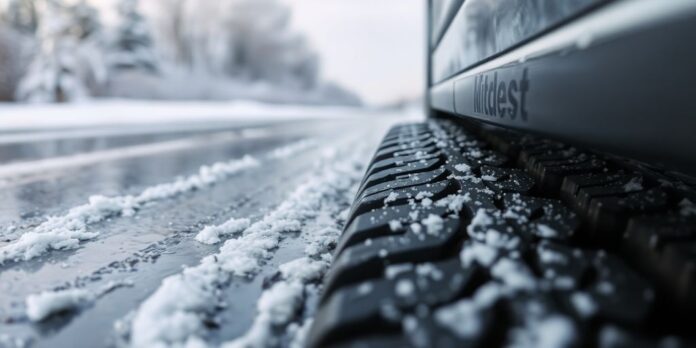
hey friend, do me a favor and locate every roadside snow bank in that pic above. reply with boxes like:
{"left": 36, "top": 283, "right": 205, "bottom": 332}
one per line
{"left": 128, "top": 142, "right": 369, "bottom": 348}
{"left": 0, "top": 156, "right": 258, "bottom": 264}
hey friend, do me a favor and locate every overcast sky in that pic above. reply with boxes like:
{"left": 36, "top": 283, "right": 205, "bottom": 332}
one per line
{"left": 280, "top": 0, "right": 426, "bottom": 105}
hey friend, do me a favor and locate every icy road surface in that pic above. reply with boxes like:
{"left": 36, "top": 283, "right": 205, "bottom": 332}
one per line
{"left": 0, "top": 109, "right": 412, "bottom": 347}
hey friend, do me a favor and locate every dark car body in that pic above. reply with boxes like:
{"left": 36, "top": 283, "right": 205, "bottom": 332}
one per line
{"left": 427, "top": 0, "right": 696, "bottom": 176}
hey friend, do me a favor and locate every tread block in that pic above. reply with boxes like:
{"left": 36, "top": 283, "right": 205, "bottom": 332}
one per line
{"left": 587, "top": 187, "right": 670, "bottom": 243}
{"left": 351, "top": 180, "right": 458, "bottom": 218}
{"left": 324, "top": 218, "right": 463, "bottom": 301}
{"left": 374, "top": 141, "right": 437, "bottom": 160}
{"left": 503, "top": 194, "right": 580, "bottom": 242}
{"left": 366, "top": 151, "right": 442, "bottom": 178}
{"left": 480, "top": 166, "right": 535, "bottom": 194}
{"left": 560, "top": 172, "right": 635, "bottom": 212}
{"left": 358, "top": 157, "right": 444, "bottom": 193}
{"left": 339, "top": 205, "right": 451, "bottom": 253}
{"left": 309, "top": 260, "right": 479, "bottom": 347}
{"left": 373, "top": 145, "right": 440, "bottom": 163}
{"left": 380, "top": 133, "right": 433, "bottom": 149}
{"left": 358, "top": 168, "right": 450, "bottom": 199}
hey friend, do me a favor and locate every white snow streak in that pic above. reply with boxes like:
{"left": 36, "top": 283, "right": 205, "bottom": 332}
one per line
{"left": 0, "top": 156, "right": 259, "bottom": 263}
{"left": 195, "top": 218, "right": 251, "bottom": 245}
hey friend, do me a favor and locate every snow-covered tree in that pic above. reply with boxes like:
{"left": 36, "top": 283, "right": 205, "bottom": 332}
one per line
{"left": 142, "top": 0, "right": 320, "bottom": 89}
{"left": 0, "top": 0, "right": 38, "bottom": 34}
{"left": 15, "top": 0, "right": 107, "bottom": 103}
{"left": 223, "top": 0, "right": 319, "bottom": 88}
{"left": 108, "top": 0, "right": 157, "bottom": 73}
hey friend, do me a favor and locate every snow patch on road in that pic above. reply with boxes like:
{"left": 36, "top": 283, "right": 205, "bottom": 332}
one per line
{"left": 26, "top": 289, "right": 95, "bottom": 322}
{"left": 0, "top": 156, "right": 259, "bottom": 264}
{"left": 128, "top": 143, "right": 368, "bottom": 348}
{"left": 25, "top": 279, "right": 133, "bottom": 322}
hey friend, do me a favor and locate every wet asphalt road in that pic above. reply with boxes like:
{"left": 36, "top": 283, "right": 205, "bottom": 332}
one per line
{"left": 0, "top": 113, "right": 405, "bottom": 347}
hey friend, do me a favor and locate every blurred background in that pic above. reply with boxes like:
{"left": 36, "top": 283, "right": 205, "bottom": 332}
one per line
{"left": 0, "top": 0, "right": 425, "bottom": 108}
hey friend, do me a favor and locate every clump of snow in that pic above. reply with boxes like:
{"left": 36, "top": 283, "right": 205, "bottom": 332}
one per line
{"left": 537, "top": 245, "right": 568, "bottom": 264}
{"left": 128, "top": 142, "right": 370, "bottom": 347}
{"left": 26, "top": 288, "right": 95, "bottom": 322}
{"left": 410, "top": 222, "right": 423, "bottom": 234}
{"left": 358, "top": 282, "right": 374, "bottom": 295}
{"left": 467, "top": 209, "right": 494, "bottom": 238}
{"left": 507, "top": 295, "right": 578, "bottom": 348}
{"left": 24, "top": 278, "right": 134, "bottom": 322}
{"left": 415, "top": 191, "right": 433, "bottom": 200}
{"left": 435, "top": 194, "right": 470, "bottom": 212}
{"left": 536, "top": 224, "right": 559, "bottom": 239}
{"left": 303, "top": 227, "right": 341, "bottom": 256}
{"left": 460, "top": 242, "right": 498, "bottom": 267}
{"left": 467, "top": 149, "right": 483, "bottom": 158}
{"left": 195, "top": 218, "right": 251, "bottom": 245}
{"left": 570, "top": 292, "right": 597, "bottom": 318}
{"left": 0, "top": 333, "right": 28, "bottom": 348}
{"left": 481, "top": 175, "right": 497, "bottom": 182}
{"left": 435, "top": 299, "right": 481, "bottom": 338}
{"left": 0, "top": 155, "right": 259, "bottom": 264}
{"left": 679, "top": 199, "right": 696, "bottom": 217}
{"left": 434, "top": 283, "right": 503, "bottom": 338}
{"left": 623, "top": 177, "right": 643, "bottom": 192}
{"left": 287, "top": 319, "right": 314, "bottom": 348}
{"left": 386, "top": 263, "right": 414, "bottom": 279}
{"left": 454, "top": 163, "right": 471, "bottom": 173}
{"left": 395, "top": 279, "right": 415, "bottom": 298}
{"left": 416, "top": 263, "right": 443, "bottom": 281}
{"left": 466, "top": 209, "right": 520, "bottom": 250}
{"left": 279, "top": 258, "right": 328, "bottom": 283}
{"left": 491, "top": 258, "right": 536, "bottom": 291}
{"left": 421, "top": 214, "right": 444, "bottom": 235}
{"left": 596, "top": 281, "right": 615, "bottom": 295}
{"left": 384, "top": 192, "right": 399, "bottom": 204}
{"left": 532, "top": 316, "right": 577, "bottom": 348}
{"left": 599, "top": 326, "right": 629, "bottom": 348}
{"left": 388, "top": 220, "right": 403, "bottom": 232}
{"left": 226, "top": 281, "right": 305, "bottom": 348}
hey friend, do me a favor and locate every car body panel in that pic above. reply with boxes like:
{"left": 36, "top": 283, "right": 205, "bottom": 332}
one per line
{"left": 428, "top": 0, "right": 696, "bottom": 176}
